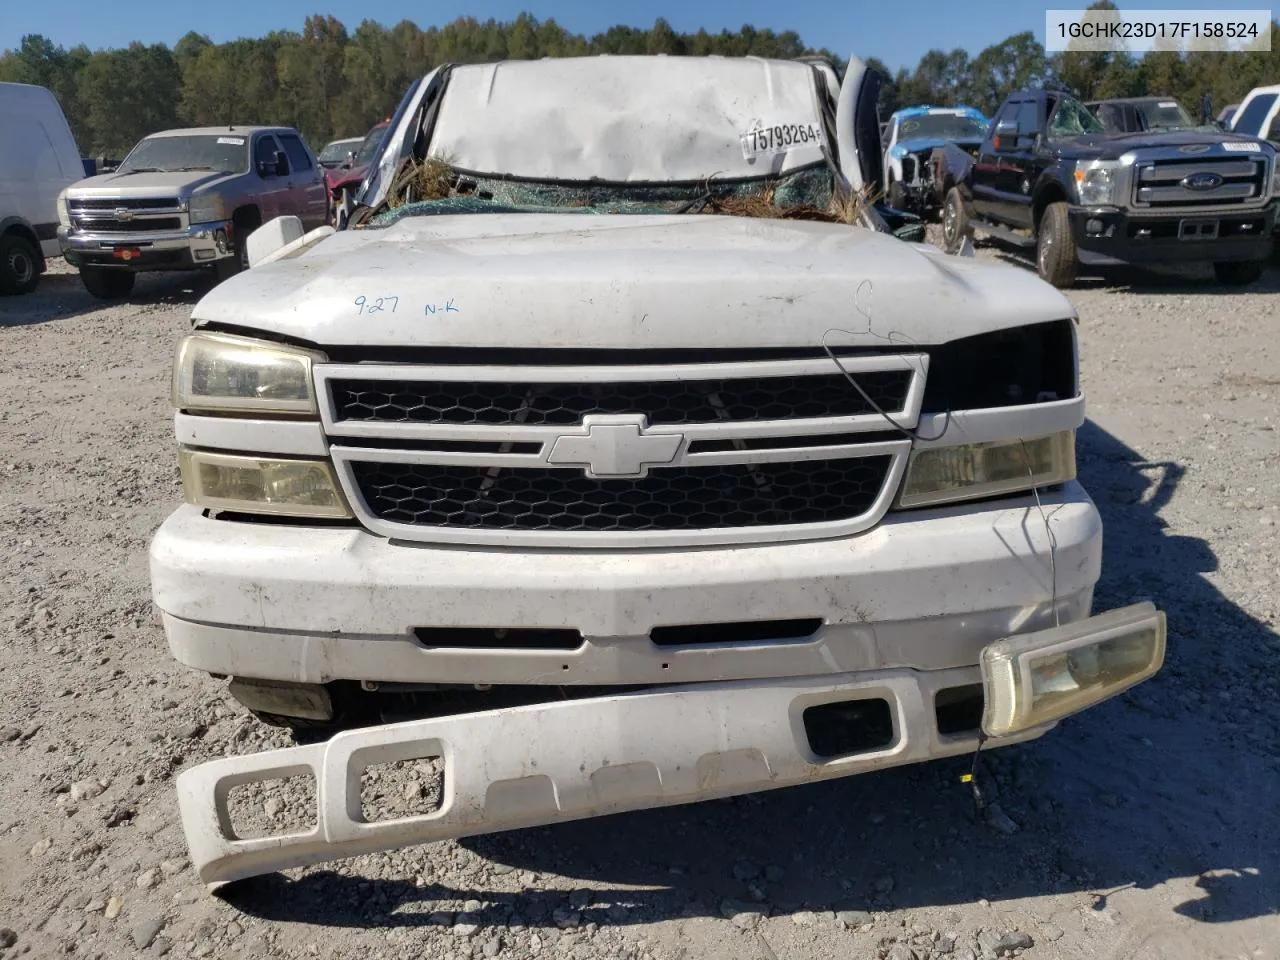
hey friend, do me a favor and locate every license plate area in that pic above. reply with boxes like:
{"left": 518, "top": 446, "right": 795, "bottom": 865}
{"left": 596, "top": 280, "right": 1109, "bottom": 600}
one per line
{"left": 1179, "top": 218, "right": 1219, "bottom": 240}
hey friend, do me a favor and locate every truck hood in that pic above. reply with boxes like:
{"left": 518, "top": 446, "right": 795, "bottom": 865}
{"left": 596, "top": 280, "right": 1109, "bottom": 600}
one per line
{"left": 1052, "top": 129, "right": 1272, "bottom": 161}
{"left": 896, "top": 135, "right": 984, "bottom": 156}
{"left": 192, "top": 213, "right": 1076, "bottom": 349}
{"left": 66, "top": 169, "right": 238, "bottom": 199}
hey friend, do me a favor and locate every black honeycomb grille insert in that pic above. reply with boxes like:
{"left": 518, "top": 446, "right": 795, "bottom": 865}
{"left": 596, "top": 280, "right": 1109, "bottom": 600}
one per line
{"left": 352, "top": 456, "right": 893, "bottom": 532}
{"left": 330, "top": 371, "right": 912, "bottom": 426}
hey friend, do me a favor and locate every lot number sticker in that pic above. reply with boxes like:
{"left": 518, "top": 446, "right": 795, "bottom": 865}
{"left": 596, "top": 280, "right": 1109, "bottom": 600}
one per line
{"left": 217, "top": 137, "right": 246, "bottom": 145}
{"left": 1222, "top": 141, "right": 1261, "bottom": 152}
{"left": 740, "top": 120, "right": 826, "bottom": 159}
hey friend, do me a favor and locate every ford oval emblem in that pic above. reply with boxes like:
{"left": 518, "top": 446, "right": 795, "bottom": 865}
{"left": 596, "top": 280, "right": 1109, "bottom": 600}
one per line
{"left": 1178, "top": 143, "right": 1211, "bottom": 154}
{"left": 1181, "top": 171, "right": 1224, "bottom": 191}
{"left": 114, "top": 207, "right": 134, "bottom": 221}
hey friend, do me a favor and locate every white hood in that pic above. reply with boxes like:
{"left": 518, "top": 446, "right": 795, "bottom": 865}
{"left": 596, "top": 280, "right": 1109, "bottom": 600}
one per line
{"left": 192, "top": 214, "right": 1076, "bottom": 349}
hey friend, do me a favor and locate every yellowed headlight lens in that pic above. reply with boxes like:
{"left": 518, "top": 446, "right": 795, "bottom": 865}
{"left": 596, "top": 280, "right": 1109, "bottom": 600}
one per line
{"left": 179, "top": 450, "right": 352, "bottom": 518}
{"left": 172, "top": 332, "right": 325, "bottom": 415}
{"left": 898, "top": 431, "right": 1076, "bottom": 509}
{"left": 980, "top": 603, "right": 1166, "bottom": 737}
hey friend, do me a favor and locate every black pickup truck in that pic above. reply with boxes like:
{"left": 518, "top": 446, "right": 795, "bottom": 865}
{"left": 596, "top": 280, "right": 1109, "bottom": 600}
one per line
{"left": 936, "top": 89, "right": 1278, "bottom": 287}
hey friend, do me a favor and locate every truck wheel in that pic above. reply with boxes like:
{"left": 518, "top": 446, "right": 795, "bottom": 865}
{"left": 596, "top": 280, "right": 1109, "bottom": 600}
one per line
{"left": 0, "top": 234, "right": 40, "bottom": 295}
{"left": 1213, "top": 261, "right": 1263, "bottom": 286}
{"left": 941, "top": 187, "right": 971, "bottom": 254}
{"left": 80, "top": 267, "right": 135, "bottom": 301}
{"left": 1035, "top": 202, "right": 1079, "bottom": 289}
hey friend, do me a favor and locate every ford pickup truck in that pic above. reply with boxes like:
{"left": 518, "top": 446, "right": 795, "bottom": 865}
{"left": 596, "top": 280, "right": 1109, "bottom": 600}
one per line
{"left": 149, "top": 54, "right": 1166, "bottom": 885}
{"left": 937, "top": 89, "right": 1278, "bottom": 287}
{"left": 58, "top": 126, "right": 328, "bottom": 299}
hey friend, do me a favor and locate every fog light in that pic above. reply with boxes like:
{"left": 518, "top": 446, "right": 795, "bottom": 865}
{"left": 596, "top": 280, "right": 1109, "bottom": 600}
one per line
{"left": 980, "top": 602, "right": 1166, "bottom": 738}
{"left": 179, "top": 449, "right": 352, "bottom": 518}
{"left": 1086, "top": 218, "right": 1103, "bottom": 235}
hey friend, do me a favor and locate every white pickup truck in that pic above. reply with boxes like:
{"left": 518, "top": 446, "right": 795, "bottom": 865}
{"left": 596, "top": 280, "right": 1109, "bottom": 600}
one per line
{"left": 149, "top": 54, "right": 1166, "bottom": 885}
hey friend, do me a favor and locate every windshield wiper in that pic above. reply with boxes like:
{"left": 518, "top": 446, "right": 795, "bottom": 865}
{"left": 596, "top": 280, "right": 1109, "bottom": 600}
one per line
{"left": 118, "top": 167, "right": 163, "bottom": 174}
{"left": 173, "top": 166, "right": 217, "bottom": 172}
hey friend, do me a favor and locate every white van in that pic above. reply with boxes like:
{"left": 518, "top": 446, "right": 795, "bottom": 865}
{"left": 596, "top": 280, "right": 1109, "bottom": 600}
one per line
{"left": 0, "top": 82, "right": 83, "bottom": 295}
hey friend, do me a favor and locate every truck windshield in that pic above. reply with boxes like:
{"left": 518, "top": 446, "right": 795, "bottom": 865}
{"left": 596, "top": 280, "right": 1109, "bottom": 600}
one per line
{"left": 118, "top": 135, "right": 249, "bottom": 174}
{"left": 1138, "top": 101, "right": 1196, "bottom": 130}
{"left": 1047, "top": 98, "right": 1105, "bottom": 139}
{"left": 319, "top": 140, "right": 359, "bottom": 164}
{"left": 356, "top": 126, "right": 388, "bottom": 163}
{"left": 898, "top": 114, "right": 987, "bottom": 140}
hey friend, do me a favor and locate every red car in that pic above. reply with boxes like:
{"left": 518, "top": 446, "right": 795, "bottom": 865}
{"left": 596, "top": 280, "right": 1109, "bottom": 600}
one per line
{"left": 324, "top": 120, "right": 389, "bottom": 218}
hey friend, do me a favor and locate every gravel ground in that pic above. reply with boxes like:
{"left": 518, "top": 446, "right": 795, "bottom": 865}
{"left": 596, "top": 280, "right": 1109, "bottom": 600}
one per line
{"left": 1, "top": 250, "right": 1278, "bottom": 960}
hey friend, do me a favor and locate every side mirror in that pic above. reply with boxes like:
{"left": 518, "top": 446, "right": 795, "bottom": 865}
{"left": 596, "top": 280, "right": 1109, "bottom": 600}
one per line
{"left": 992, "top": 119, "right": 1019, "bottom": 150}
{"left": 345, "top": 151, "right": 356, "bottom": 168}
{"left": 274, "top": 151, "right": 289, "bottom": 177}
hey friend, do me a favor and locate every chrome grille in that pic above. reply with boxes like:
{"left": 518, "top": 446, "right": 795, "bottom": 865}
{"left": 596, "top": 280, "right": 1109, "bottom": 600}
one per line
{"left": 317, "top": 354, "right": 925, "bottom": 548}
{"left": 330, "top": 370, "right": 912, "bottom": 426}
{"left": 67, "top": 196, "right": 186, "bottom": 234}
{"left": 352, "top": 456, "right": 893, "bottom": 532}
{"left": 1132, "top": 158, "right": 1268, "bottom": 208}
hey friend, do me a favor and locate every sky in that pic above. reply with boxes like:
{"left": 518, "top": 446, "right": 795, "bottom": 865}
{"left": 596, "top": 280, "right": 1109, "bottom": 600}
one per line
{"left": 0, "top": 0, "right": 1253, "bottom": 71}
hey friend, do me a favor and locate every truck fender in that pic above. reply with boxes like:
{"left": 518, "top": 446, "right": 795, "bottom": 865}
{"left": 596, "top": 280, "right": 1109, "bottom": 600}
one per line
{"left": 1031, "top": 179, "right": 1071, "bottom": 228}
{"left": 936, "top": 143, "right": 976, "bottom": 203}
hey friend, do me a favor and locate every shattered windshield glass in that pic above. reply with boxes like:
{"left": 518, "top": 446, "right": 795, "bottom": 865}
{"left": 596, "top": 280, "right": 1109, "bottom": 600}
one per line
{"left": 898, "top": 114, "right": 987, "bottom": 140}
{"left": 367, "top": 162, "right": 849, "bottom": 229}
{"left": 118, "top": 135, "right": 249, "bottom": 174}
{"left": 1048, "top": 98, "right": 1106, "bottom": 139}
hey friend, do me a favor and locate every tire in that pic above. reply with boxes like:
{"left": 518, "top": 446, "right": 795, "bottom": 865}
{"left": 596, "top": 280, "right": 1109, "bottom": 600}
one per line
{"left": 941, "top": 187, "right": 971, "bottom": 254}
{"left": 1035, "top": 201, "right": 1079, "bottom": 289}
{"left": 1213, "top": 260, "right": 1263, "bottom": 286}
{"left": 80, "top": 267, "right": 135, "bottom": 300}
{"left": 0, "top": 233, "right": 40, "bottom": 295}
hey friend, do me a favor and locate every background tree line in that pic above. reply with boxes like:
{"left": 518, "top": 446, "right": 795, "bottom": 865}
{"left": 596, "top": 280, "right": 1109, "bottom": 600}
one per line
{"left": 2, "top": 6, "right": 1279, "bottom": 157}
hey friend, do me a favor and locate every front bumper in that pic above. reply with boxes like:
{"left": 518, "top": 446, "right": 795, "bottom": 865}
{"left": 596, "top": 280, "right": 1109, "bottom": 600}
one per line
{"left": 150, "top": 483, "right": 1103, "bottom": 688}
{"left": 178, "top": 599, "right": 1164, "bottom": 886}
{"left": 58, "top": 221, "right": 235, "bottom": 271}
{"left": 1069, "top": 202, "right": 1276, "bottom": 265}
{"left": 178, "top": 665, "right": 1052, "bottom": 885}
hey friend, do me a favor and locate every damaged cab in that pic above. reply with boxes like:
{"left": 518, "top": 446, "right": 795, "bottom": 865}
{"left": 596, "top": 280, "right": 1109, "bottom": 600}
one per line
{"left": 149, "top": 55, "right": 1166, "bottom": 884}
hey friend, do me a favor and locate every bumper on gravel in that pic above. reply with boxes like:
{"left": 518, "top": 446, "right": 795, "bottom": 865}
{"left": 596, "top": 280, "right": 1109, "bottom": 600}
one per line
{"left": 178, "top": 666, "right": 1044, "bottom": 885}
{"left": 179, "top": 599, "right": 1164, "bottom": 886}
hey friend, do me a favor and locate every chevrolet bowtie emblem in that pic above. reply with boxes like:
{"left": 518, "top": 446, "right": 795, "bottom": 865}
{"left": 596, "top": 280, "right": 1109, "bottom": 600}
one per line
{"left": 547, "top": 415, "right": 682, "bottom": 478}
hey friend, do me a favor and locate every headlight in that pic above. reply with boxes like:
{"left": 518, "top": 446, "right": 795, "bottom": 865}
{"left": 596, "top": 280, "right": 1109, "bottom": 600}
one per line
{"left": 1270, "top": 159, "right": 1280, "bottom": 199}
{"left": 172, "top": 332, "right": 325, "bottom": 416}
{"left": 188, "top": 192, "right": 228, "bottom": 224}
{"left": 980, "top": 602, "right": 1166, "bottom": 737}
{"left": 1073, "top": 159, "right": 1123, "bottom": 206}
{"left": 57, "top": 191, "right": 70, "bottom": 227}
{"left": 180, "top": 450, "right": 352, "bottom": 518}
{"left": 897, "top": 431, "right": 1076, "bottom": 509}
